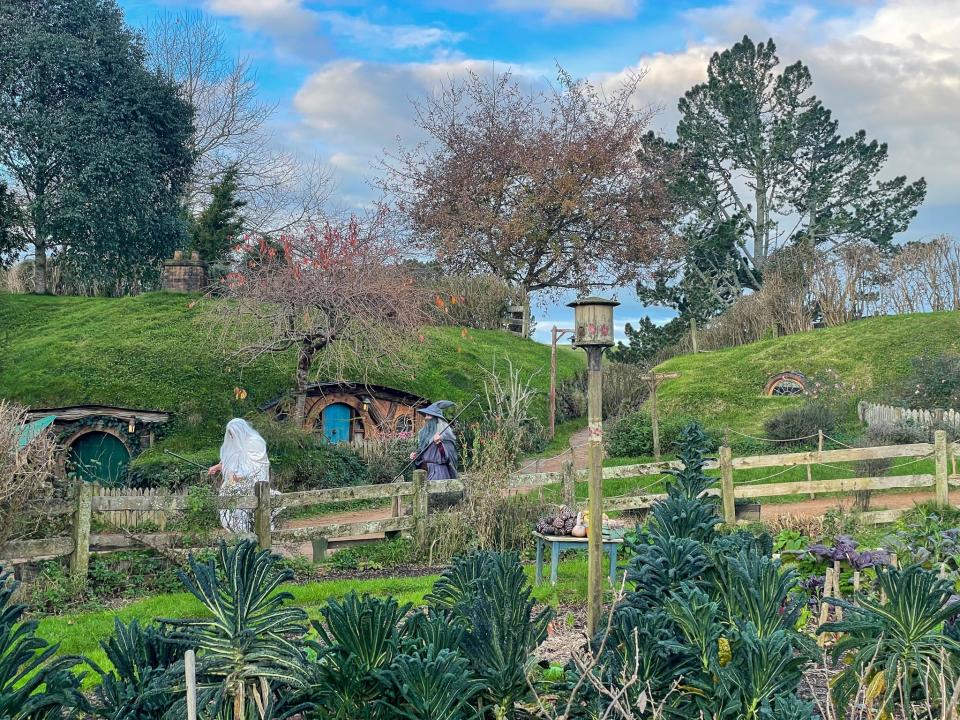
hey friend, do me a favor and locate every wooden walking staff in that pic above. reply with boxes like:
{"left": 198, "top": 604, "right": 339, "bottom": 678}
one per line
{"left": 639, "top": 371, "right": 681, "bottom": 460}
{"left": 568, "top": 296, "right": 619, "bottom": 636}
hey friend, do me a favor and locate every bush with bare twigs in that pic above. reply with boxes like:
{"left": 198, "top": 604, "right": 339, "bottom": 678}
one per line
{"left": 427, "top": 430, "right": 549, "bottom": 565}
{"left": 0, "top": 401, "right": 60, "bottom": 545}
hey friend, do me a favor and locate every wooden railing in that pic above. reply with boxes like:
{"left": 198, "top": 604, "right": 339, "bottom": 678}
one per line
{"left": 2, "top": 431, "right": 955, "bottom": 574}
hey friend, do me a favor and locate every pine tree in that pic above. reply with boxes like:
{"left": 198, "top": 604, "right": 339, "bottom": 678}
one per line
{"left": 189, "top": 165, "right": 246, "bottom": 263}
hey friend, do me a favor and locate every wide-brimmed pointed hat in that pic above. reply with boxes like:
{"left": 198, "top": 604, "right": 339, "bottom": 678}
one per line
{"left": 417, "top": 400, "right": 454, "bottom": 419}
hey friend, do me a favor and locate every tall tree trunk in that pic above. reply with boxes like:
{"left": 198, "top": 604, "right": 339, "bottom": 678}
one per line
{"left": 33, "top": 239, "right": 48, "bottom": 294}
{"left": 293, "top": 344, "right": 313, "bottom": 427}
{"left": 755, "top": 181, "right": 768, "bottom": 268}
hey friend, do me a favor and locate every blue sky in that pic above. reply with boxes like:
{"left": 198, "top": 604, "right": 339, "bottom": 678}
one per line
{"left": 119, "top": 0, "right": 960, "bottom": 343}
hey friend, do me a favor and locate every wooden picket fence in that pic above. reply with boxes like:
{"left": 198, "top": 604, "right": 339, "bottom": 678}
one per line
{"left": 859, "top": 400, "right": 960, "bottom": 433}
{"left": 2, "top": 431, "right": 958, "bottom": 577}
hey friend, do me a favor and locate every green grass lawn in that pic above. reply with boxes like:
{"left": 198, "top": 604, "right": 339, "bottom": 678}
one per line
{"left": 653, "top": 310, "right": 960, "bottom": 433}
{"left": 0, "top": 292, "right": 583, "bottom": 451}
{"left": 36, "top": 558, "right": 595, "bottom": 684}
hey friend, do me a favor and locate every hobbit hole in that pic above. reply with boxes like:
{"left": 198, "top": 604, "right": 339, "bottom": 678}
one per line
{"left": 25, "top": 405, "right": 170, "bottom": 485}
{"left": 261, "top": 382, "right": 430, "bottom": 442}
{"left": 764, "top": 371, "right": 808, "bottom": 397}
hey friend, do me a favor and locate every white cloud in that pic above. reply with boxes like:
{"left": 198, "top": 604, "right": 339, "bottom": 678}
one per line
{"left": 317, "top": 12, "right": 466, "bottom": 50}
{"left": 207, "top": 0, "right": 325, "bottom": 58}
{"left": 491, "top": 0, "right": 641, "bottom": 21}
{"left": 293, "top": 58, "right": 549, "bottom": 197}
{"left": 207, "top": 1, "right": 465, "bottom": 59}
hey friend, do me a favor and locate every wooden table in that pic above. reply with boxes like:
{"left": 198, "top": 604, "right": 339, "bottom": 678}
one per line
{"left": 533, "top": 532, "right": 624, "bottom": 586}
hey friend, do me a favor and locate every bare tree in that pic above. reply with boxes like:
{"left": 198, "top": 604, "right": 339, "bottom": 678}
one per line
{"left": 0, "top": 401, "right": 59, "bottom": 546}
{"left": 211, "top": 207, "right": 426, "bottom": 424}
{"left": 379, "top": 67, "right": 676, "bottom": 299}
{"left": 147, "top": 11, "right": 331, "bottom": 235}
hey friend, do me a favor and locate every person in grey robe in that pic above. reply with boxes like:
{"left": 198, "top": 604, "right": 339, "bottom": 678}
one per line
{"left": 409, "top": 401, "right": 459, "bottom": 480}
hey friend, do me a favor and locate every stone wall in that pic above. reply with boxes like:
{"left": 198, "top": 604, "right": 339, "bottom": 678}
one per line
{"left": 162, "top": 250, "right": 208, "bottom": 293}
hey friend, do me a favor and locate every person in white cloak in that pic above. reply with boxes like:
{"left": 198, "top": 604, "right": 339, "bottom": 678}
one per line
{"left": 207, "top": 418, "right": 279, "bottom": 533}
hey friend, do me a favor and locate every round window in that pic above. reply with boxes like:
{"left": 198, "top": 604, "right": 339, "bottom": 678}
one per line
{"left": 764, "top": 372, "right": 808, "bottom": 397}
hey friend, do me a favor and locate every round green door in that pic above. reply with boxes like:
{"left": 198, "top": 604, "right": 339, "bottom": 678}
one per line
{"left": 67, "top": 432, "right": 130, "bottom": 485}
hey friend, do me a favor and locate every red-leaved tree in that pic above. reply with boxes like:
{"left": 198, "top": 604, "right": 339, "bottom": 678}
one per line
{"left": 214, "top": 207, "right": 425, "bottom": 423}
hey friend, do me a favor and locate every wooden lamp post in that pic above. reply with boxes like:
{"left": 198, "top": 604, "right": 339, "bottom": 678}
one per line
{"left": 568, "top": 295, "right": 618, "bottom": 635}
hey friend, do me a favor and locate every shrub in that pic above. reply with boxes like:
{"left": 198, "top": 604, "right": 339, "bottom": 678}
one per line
{"left": 352, "top": 436, "right": 416, "bottom": 485}
{"left": 127, "top": 449, "right": 215, "bottom": 491}
{"left": 555, "top": 363, "right": 648, "bottom": 421}
{"left": 893, "top": 353, "right": 960, "bottom": 410}
{"left": 329, "top": 538, "right": 416, "bottom": 571}
{"left": 604, "top": 411, "right": 653, "bottom": 457}
{"left": 0, "top": 400, "right": 59, "bottom": 545}
{"left": 570, "top": 422, "right": 814, "bottom": 720}
{"left": 164, "top": 541, "right": 310, "bottom": 718}
{"left": 428, "top": 431, "right": 551, "bottom": 563}
{"left": 762, "top": 402, "right": 835, "bottom": 447}
{"left": 300, "top": 550, "right": 549, "bottom": 719}
{"left": 428, "top": 272, "right": 515, "bottom": 330}
{"left": 429, "top": 550, "right": 552, "bottom": 716}
{"left": 257, "top": 419, "right": 369, "bottom": 491}
{"left": 90, "top": 619, "right": 182, "bottom": 720}
{"left": 605, "top": 411, "right": 714, "bottom": 458}
{"left": 555, "top": 373, "right": 586, "bottom": 421}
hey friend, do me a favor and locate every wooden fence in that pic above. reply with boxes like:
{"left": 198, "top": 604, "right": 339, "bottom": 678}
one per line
{"left": 91, "top": 484, "right": 187, "bottom": 530}
{"left": 2, "top": 431, "right": 957, "bottom": 575}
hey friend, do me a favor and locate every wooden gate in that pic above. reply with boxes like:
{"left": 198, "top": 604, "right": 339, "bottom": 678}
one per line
{"left": 91, "top": 484, "right": 186, "bottom": 530}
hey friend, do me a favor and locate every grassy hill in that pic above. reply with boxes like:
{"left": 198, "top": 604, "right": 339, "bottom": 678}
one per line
{"left": 654, "top": 311, "right": 960, "bottom": 434}
{"left": 0, "top": 293, "right": 583, "bottom": 450}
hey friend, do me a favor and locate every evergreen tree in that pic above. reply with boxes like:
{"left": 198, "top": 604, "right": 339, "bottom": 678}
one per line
{"left": 0, "top": 0, "right": 194, "bottom": 293}
{"left": 189, "top": 165, "right": 246, "bottom": 263}
{"left": 641, "top": 36, "right": 926, "bottom": 315}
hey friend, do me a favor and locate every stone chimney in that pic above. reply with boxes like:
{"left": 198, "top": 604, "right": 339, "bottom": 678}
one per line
{"left": 162, "top": 250, "right": 209, "bottom": 293}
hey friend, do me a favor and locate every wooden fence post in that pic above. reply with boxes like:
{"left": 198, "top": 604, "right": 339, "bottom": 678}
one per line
{"left": 719, "top": 445, "right": 736, "bottom": 525}
{"left": 254, "top": 481, "right": 272, "bottom": 550}
{"left": 561, "top": 461, "right": 576, "bottom": 508}
{"left": 70, "top": 480, "right": 92, "bottom": 578}
{"left": 411, "top": 470, "right": 428, "bottom": 548}
{"left": 935, "top": 429, "right": 949, "bottom": 509}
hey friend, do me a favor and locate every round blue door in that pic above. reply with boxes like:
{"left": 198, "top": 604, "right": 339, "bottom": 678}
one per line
{"left": 322, "top": 403, "right": 352, "bottom": 444}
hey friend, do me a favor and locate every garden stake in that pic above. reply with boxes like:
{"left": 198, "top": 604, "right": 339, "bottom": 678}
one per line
{"left": 817, "top": 567, "right": 833, "bottom": 647}
{"left": 832, "top": 563, "right": 843, "bottom": 620}
{"left": 185, "top": 649, "right": 197, "bottom": 720}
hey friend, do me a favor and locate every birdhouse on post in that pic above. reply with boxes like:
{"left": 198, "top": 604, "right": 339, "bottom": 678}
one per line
{"left": 567, "top": 295, "right": 619, "bottom": 636}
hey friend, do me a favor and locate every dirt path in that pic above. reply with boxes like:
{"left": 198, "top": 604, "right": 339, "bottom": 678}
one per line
{"left": 760, "top": 489, "right": 935, "bottom": 521}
